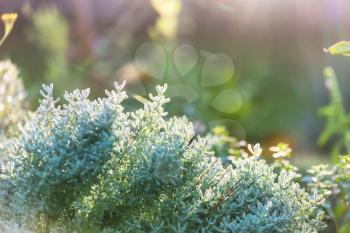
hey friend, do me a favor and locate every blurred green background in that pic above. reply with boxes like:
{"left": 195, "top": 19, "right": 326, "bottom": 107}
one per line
{"left": 1, "top": 0, "right": 350, "bottom": 161}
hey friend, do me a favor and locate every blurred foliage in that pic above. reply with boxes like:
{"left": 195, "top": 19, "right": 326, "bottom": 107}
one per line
{"left": 149, "top": 0, "right": 181, "bottom": 41}
{"left": 0, "top": 11, "right": 27, "bottom": 162}
{"left": 306, "top": 155, "right": 350, "bottom": 233}
{"left": 0, "top": 2, "right": 314, "bottom": 144}
{"left": 145, "top": 0, "right": 298, "bottom": 140}
{"left": 309, "top": 43, "right": 350, "bottom": 233}
{"left": 205, "top": 126, "right": 247, "bottom": 158}
{"left": 27, "top": 6, "right": 84, "bottom": 97}
{"left": 0, "top": 60, "right": 30, "bottom": 161}
{"left": 318, "top": 67, "right": 350, "bottom": 161}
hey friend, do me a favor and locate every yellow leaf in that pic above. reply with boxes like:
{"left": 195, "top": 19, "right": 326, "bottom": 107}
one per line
{"left": 0, "top": 13, "right": 18, "bottom": 46}
{"left": 324, "top": 41, "right": 350, "bottom": 56}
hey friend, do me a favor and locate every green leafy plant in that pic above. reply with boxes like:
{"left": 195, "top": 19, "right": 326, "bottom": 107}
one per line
{"left": 304, "top": 41, "right": 350, "bottom": 232}
{"left": 319, "top": 41, "right": 350, "bottom": 159}
{"left": 318, "top": 67, "right": 350, "bottom": 160}
{"left": 306, "top": 155, "right": 350, "bottom": 233}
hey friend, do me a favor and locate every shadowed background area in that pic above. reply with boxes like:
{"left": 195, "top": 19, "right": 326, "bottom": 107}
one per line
{"left": 1, "top": 0, "right": 350, "bottom": 159}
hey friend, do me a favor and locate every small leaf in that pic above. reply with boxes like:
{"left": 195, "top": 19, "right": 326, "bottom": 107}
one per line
{"left": 324, "top": 41, "right": 350, "bottom": 56}
{"left": 0, "top": 13, "right": 18, "bottom": 45}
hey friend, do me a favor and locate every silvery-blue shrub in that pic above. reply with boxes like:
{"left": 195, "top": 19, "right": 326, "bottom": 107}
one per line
{"left": 7, "top": 82, "right": 128, "bottom": 223}
{"left": 1, "top": 82, "right": 326, "bottom": 232}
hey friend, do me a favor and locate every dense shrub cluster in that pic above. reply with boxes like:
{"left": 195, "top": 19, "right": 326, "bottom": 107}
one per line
{"left": 0, "top": 81, "right": 327, "bottom": 232}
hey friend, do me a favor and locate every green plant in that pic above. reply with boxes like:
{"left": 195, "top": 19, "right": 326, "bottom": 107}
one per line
{"left": 318, "top": 67, "right": 350, "bottom": 160}
{"left": 306, "top": 155, "right": 350, "bottom": 233}
{"left": 303, "top": 41, "right": 350, "bottom": 232}
{"left": 0, "top": 82, "right": 326, "bottom": 232}
{"left": 205, "top": 126, "right": 246, "bottom": 158}
{"left": 304, "top": 66, "right": 350, "bottom": 232}
{"left": 319, "top": 41, "right": 350, "bottom": 160}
